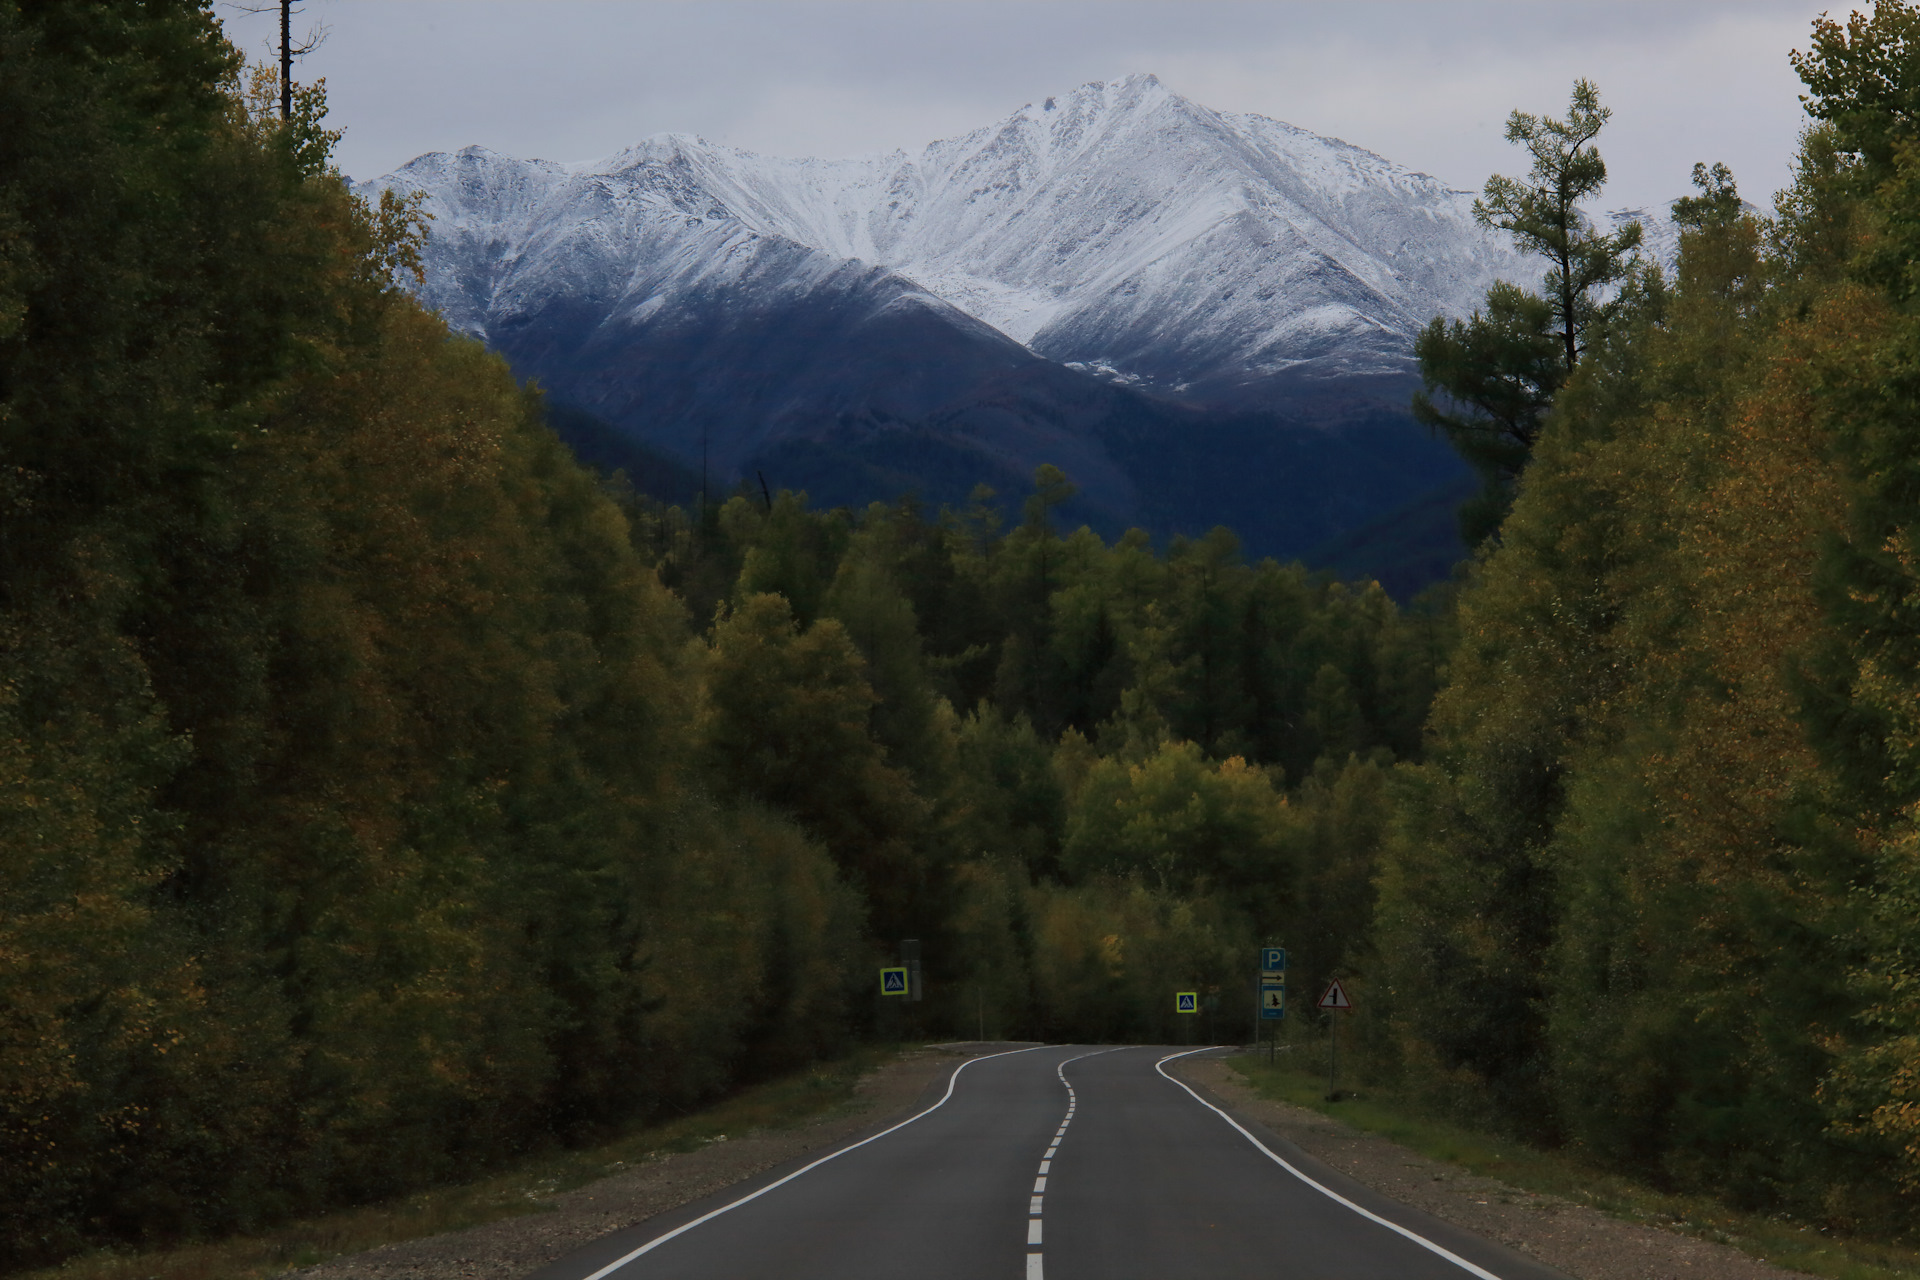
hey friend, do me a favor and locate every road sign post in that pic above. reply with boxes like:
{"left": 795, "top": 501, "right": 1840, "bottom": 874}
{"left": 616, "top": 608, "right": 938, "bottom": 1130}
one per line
{"left": 1258, "top": 946, "right": 1287, "bottom": 1065}
{"left": 901, "top": 938, "right": 922, "bottom": 1003}
{"left": 1317, "top": 978, "right": 1352, "bottom": 1099}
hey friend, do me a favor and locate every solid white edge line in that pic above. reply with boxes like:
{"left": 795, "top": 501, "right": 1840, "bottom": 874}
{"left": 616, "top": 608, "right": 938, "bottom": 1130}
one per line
{"left": 575, "top": 1044, "right": 1053, "bottom": 1280}
{"left": 1154, "top": 1048, "right": 1508, "bottom": 1280}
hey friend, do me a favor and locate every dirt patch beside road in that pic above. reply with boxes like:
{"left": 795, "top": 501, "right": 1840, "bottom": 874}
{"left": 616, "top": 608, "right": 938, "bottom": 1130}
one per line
{"left": 1174, "top": 1055, "right": 1810, "bottom": 1280}
{"left": 293, "top": 1043, "right": 1019, "bottom": 1280}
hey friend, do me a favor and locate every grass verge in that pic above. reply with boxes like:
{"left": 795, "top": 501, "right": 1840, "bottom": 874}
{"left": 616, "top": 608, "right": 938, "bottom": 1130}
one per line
{"left": 21, "top": 1044, "right": 905, "bottom": 1280}
{"left": 1227, "top": 1052, "right": 1920, "bottom": 1280}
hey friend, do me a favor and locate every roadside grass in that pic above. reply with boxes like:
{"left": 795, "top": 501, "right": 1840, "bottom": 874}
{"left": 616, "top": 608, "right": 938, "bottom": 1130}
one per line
{"left": 1228, "top": 1051, "right": 1920, "bottom": 1280}
{"left": 21, "top": 1044, "right": 905, "bottom": 1280}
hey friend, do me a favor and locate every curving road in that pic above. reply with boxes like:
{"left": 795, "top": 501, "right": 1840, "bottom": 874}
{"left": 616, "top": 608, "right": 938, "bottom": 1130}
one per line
{"left": 524, "top": 1045, "right": 1566, "bottom": 1280}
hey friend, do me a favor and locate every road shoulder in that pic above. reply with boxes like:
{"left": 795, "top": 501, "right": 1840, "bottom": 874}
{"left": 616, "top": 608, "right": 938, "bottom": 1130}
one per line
{"left": 294, "top": 1043, "right": 1028, "bottom": 1280}
{"left": 1172, "top": 1056, "right": 1809, "bottom": 1280}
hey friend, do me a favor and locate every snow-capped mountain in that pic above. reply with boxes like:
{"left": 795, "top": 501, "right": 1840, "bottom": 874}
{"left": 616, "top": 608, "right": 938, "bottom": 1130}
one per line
{"left": 356, "top": 74, "right": 1659, "bottom": 586}
{"left": 368, "top": 73, "right": 1532, "bottom": 406}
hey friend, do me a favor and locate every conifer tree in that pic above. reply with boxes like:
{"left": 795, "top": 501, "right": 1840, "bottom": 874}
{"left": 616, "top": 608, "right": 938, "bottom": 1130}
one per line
{"left": 1414, "top": 80, "right": 1647, "bottom": 544}
{"left": 1477, "top": 79, "right": 1645, "bottom": 373}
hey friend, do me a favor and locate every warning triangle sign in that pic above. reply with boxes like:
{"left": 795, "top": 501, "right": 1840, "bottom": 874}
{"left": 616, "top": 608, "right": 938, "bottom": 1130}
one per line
{"left": 1317, "top": 978, "right": 1352, "bottom": 1010}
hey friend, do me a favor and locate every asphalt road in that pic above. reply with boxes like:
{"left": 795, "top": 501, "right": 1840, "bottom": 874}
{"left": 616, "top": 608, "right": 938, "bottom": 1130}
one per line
{"left": 527, "top": 1045, "right": 1567, "bottom": 1280}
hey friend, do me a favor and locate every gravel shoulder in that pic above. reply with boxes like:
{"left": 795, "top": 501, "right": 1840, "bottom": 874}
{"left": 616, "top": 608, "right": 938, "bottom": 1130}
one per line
{"left": 293, "top": 1043, "right": 1023, "bottom": 1280}
{"left": 1173, "top": 1055, "right": 1811, "bottom": 1280}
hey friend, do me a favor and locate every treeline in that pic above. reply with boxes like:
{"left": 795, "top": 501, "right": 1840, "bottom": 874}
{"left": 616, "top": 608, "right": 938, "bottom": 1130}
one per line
{"left": 0, "top": 3, "right": 1432, "bottom": 1267}
{"left": 616, "top": 473, "right": 1437, "bottom": 1037}
{"left": 1363, "top": 4, "right": 1920, "bottom": 1233}
{"left": 2, "top": 3, "right": 867, "bottom": 1261}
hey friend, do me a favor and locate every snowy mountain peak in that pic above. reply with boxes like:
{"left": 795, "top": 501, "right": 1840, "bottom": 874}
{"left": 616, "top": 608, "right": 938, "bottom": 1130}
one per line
{"left": 364, "top": 75, "right": 1577, "bottom": 403}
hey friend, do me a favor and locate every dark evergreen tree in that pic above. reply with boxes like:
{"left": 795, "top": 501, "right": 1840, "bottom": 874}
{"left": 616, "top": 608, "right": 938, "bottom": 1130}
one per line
{"left": 1414, "top": 80, "right": 1647, "bottom": 544}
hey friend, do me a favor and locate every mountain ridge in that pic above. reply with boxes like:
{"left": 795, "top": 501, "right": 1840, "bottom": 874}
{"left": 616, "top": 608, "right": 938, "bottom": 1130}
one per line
{"left": 367, "top": 74, "right": 1537, "bottom": 407}
{"left": 356, "top": 74, "right": 1664, "bottom": 589}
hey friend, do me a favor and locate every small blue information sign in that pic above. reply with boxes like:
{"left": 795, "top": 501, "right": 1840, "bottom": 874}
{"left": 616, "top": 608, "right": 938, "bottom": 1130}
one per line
{"left": 1260, "top": 983, "right": 1286, "bottom": 1020}
{"left": 879, "top": 967, "right": 909, "bottom": 996}
{"left": 1260, "top": 946, "right": 1287, "bottom": 974}
{"left": 1175, "top": 991, "right": 1199, "bottom": 1014}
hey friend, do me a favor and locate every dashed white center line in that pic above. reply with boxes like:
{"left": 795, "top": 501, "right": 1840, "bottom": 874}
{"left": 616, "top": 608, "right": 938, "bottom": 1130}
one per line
{"left": 1024, "top": 1048, "right": 1121, "bottom": 1279}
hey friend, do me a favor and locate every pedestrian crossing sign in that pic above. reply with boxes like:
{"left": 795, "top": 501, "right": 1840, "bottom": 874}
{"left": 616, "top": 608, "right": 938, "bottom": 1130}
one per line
{"left": 880, "top": 967, "right": 909, "bottom": 996}
{"left": 1175, "top": 991, "right": 1199, "bottom": 1014}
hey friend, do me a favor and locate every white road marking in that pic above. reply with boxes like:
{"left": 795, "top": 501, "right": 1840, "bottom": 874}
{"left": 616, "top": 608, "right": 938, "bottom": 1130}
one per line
{"left": 1020, "top": 1045, "right": 1124, "bottom": 1279}
{"left": 1155, "top": 1048, "right": 1510, "bottom": 1280}
{"left": 572, "top": 1045, "right": 1051, "bottom": 1280}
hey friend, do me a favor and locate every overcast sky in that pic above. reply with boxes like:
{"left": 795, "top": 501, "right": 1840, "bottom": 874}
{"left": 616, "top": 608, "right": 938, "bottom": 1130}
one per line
{"left": 215, "top": 1, "right": 1837, "bottom": 217}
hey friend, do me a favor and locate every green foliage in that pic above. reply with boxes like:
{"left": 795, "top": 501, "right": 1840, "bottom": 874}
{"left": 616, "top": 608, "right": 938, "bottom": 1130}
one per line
{"left": 703, "top": 592, "right": 932, "bottom": 943}
{"left": 1791, "top": 3, "right": 1920, "bottom": 192}
{"left": 1060, "top": 741, "right": 1287, "bottom": 894}
{"left": 1784, "top": 3, "right": 1920, "bottom": 1208}
{"left": 1419, "top": 79, "right": 1653, "bottom": 545}
{"left": 1373, "top": 11, "right": 1920, "bottom": 1233}
{"left": 1476, "top": 79, "right": 1646, "bottom": 371}
{"left": 1411, "top": 284, "right": 1564, "bottom": 543}
{"left": 1024, "top": 879, "right": 1252, "bottom": 1044}
{"left": 0, "top": 3, "right": 871, "bottom": 1263}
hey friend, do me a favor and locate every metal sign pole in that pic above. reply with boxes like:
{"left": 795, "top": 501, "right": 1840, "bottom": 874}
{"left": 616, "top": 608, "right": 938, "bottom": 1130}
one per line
{"left": 1330, "top": 1011, "right": 1340, "bottom": 1101}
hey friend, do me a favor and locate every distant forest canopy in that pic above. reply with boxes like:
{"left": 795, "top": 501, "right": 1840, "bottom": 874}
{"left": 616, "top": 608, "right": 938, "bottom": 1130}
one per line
{"left": 6, "top": 0, "right": 1920, "bottom": 1271}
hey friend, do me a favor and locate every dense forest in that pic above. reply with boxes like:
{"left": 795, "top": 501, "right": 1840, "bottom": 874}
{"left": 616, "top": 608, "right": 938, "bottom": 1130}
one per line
{"left": 7, "top": 0, "right": 1920, "bottom": 1270}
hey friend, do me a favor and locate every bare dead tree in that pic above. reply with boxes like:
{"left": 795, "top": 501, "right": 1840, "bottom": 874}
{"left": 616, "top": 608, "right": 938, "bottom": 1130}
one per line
{"left": 226, "top": 0, "right": 329, "bottom": 118}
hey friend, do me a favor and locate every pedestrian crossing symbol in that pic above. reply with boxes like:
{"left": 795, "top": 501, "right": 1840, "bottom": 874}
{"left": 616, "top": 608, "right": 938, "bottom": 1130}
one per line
{"left": 1175, "top": 991, "right": 1199, "bottom": 1014}
{"left": 880, "top": 966, "right": 909, "bottom": 996}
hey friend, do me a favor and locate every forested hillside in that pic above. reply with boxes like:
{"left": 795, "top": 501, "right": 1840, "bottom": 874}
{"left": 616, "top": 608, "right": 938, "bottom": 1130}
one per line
{"left": 1378, "top": 3, "right": 1920, "bottom": 1233}
{"left": 9, "top": 0, "right": 1920, "bottom": 1271}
